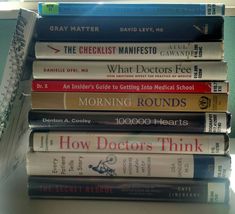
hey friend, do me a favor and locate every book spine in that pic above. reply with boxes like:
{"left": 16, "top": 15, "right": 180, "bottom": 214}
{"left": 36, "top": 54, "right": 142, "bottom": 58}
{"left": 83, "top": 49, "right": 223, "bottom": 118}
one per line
{"left": 36, "top": 16, "right": 223, "bottom": 42}
{"left": 38, "top": 3, "right": 225, "bottom": 16}
{"left": 32, "top": 80, "right": 229, "bottom": 93}
{"left": 28, "top": 176, "right": 229, "bottom": 203}
{"left": 26, "top": 152, "right": 231, "bottom": 179}
{"left": 35, "top": 42, "right": 224, "bottom": 60}
{"left": 31, "top": 92, "right": 228, "bottom": 112}
{"left": 28, "top": 110, "right": 231, "bottom": 134}
{"left": 30, "top": 131, "right": 229, "bottom": 155}
{"left": 33, "top": 60, "right": 228, "bottom": 81}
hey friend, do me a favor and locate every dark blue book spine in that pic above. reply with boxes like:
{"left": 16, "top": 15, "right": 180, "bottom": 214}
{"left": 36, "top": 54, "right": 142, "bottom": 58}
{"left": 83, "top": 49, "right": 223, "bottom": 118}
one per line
{"left": 28, "top": 110, "right": 231, "bottom": 134}
{"left": 28, "top": 176, "right": 230, "bottom": 203}
{"left": 38, "top": 3, "right": 225, "bottom": 17}
{"left": 35, "top": 16, "right": 223, "bottom": 42}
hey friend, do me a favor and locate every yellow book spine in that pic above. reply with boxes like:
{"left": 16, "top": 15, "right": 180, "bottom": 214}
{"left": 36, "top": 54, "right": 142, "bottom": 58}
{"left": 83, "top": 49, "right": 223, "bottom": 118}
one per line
{"left": 31, "top": 92, "right": 228, "bottom": 112}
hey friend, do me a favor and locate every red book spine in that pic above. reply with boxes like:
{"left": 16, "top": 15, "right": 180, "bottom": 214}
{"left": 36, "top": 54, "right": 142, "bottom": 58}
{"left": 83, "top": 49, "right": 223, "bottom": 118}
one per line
{"left": 32, "top": 80, "right": 228, "bottom": 93}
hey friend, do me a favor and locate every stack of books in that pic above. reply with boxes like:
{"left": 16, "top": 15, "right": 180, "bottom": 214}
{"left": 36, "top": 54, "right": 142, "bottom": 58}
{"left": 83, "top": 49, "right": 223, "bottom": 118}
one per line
{"left": 27, "top": 2, "right": 231, "bottom": 203}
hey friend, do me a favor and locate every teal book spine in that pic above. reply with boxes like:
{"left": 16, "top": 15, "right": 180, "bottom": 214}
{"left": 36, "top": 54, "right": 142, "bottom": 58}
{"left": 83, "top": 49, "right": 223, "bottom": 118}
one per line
{"left": 38, "top": 3, "right": 225, "bottom": 16}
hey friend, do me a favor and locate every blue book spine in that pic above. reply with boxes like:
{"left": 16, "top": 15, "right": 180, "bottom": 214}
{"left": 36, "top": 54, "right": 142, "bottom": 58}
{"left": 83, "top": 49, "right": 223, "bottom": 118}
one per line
{"left": 36, "top": 16, "right": 223, "bottom": 42}
{"left": 193, "top": 155, "right": 227, "bottom": 178}
{"left": 38, "top": 3, "right": 225, "bottom": 16}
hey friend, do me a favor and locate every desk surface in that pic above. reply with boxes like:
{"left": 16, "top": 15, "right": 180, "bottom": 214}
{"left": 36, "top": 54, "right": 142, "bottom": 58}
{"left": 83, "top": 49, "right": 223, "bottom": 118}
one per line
{"left": 0, "top": 140, "right": 234, "bottom": 214}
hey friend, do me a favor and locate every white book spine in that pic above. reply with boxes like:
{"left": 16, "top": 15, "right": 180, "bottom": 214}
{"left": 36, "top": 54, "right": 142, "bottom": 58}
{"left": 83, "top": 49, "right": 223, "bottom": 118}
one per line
{"left": 205, "top": 113, "right": 229, "bottom": 133}
{"left": 207, "top": 183, "right": 226, "bottom": 203}
{"left": 209, "top": 82, "right": 228, "bottom": 93}
{"left": 35, "top": 42, "right": 224, "bottom": 61}
{"left": 26, "top": 152, "right": 231, "bottom": 178}
{"left": 206, "top": 4, "right": 225, "bottom": 16}
{"left": 33, "top": 60, "right": 227, "bottom": 81}
{"left": 31, "top": 132, "right": 227, "bottom": 155}
{"left": 27, "top": 152, "right": 195, "bottom": 177}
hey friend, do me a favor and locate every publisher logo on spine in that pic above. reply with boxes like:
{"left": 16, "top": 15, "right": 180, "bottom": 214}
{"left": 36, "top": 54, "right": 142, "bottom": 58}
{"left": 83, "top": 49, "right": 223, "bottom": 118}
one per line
{"left": 199, "top": 96, "right": 211, "bottom": 109}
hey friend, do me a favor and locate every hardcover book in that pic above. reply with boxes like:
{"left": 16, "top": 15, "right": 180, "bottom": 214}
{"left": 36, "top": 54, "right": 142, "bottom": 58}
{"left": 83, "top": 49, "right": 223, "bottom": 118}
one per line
{"left": 35, "top": 42, "right": 224, "bottom": 60}
{"left": 31, "top": 92, "right": 228, "bottom": 112}
{"left": 32, "top": 80, "right": 229, "bottom": 94}
{"left": 36, "top": 16, "right": 223, "bottom": 42}
{"left": 30, "top": 131, "right": 229, "bottom": 155}
{"left": 28, "top": 176, "right": 229, "bottom": 203}
{"left": 38, "top": 3, "right": 225, "bottom": 16}
{"left": 28, "top": 110, "right": 231, "bottom": 134}
{"left": 26, "top": 152, "right": 231, "bottom": 179}
{"left": 32, "top": 60, "right": 228, "bottom": 81}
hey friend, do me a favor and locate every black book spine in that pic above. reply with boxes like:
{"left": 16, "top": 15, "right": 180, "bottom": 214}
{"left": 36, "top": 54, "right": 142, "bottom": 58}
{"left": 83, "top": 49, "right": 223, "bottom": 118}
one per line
{"left": 28, "top": 110, "right": 231, "bottom": 133}
{"left": 36, "top": 16, "right": 223, "bottom": 42}
{"left": 28, "top": 176, "right": 230, "bottom": 203}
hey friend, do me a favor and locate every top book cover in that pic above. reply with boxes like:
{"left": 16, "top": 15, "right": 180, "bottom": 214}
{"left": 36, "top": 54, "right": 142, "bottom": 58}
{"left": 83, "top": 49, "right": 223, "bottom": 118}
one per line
{"left": 38, "top": 2, "right": 225, "bottom": 17}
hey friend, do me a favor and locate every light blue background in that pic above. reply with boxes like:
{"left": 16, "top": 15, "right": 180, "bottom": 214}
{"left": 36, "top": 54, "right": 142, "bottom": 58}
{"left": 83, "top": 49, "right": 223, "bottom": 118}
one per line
{"left": 224, "top": 17, "right": 235, "bottom": 137}
{"left": 0, "top": 17, "right": 235, "bottom": 137}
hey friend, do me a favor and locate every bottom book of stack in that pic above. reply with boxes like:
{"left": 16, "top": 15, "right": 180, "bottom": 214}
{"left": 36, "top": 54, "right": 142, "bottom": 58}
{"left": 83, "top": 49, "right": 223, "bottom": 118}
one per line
{"left": 28, "top": 176, "right": 229, "bottom": 203}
